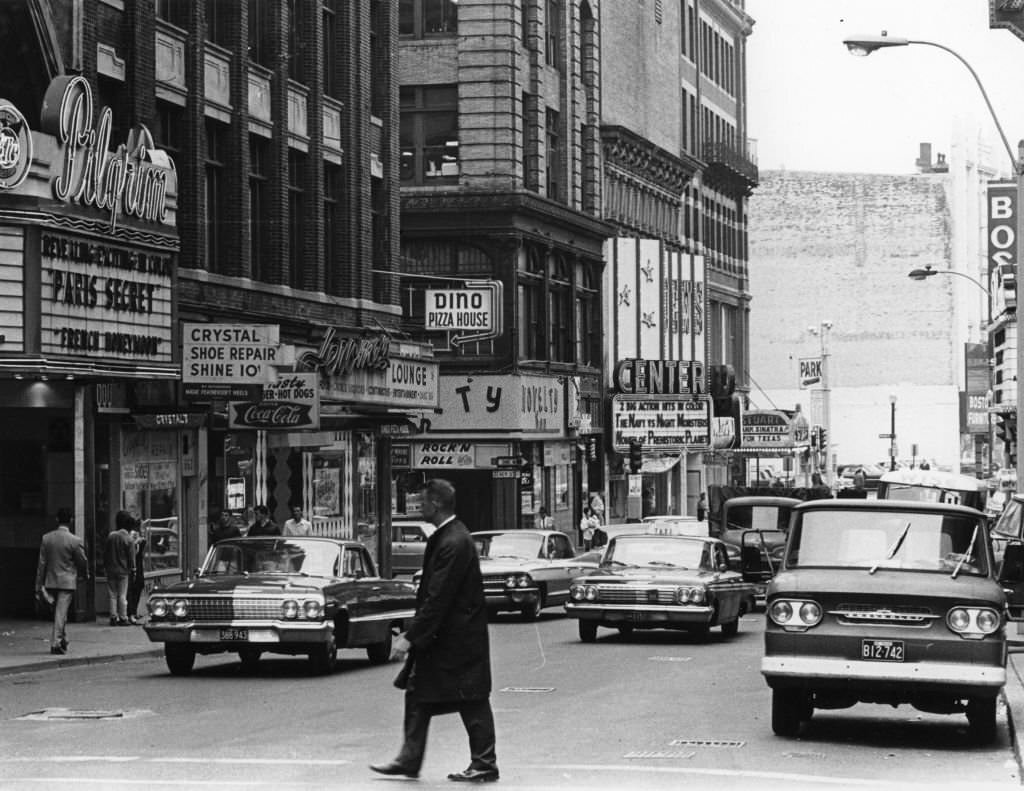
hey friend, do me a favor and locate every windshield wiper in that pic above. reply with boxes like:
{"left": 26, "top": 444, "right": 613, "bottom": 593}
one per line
{"left": 870, "top": 522, "right": 912, "bottom": 574}
{"left": 952, "top": 525, "right": 980, "bottom": 579}
{"left": 488, "top": 554, "right": 526, "bottom": 560}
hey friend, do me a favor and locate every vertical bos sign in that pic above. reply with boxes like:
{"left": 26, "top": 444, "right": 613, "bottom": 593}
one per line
{"left": 989, "top": 181, "right": 1016, "bottom": 314}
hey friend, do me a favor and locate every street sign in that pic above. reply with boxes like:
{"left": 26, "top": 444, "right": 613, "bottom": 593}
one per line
{"left": 492, "top": 456, "right": 526, "bottom": 468}
{"left": 878, "top": 433, "right": 893, "bottom": 439}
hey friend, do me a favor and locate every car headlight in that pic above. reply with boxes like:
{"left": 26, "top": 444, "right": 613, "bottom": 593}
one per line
{"left": 675, "top": 586, "right": 706, "bottom": 604}
{"left": 303, "top": 600, "right": 323, "bottom": 619}
{"left": 570, "top": 584, "right": 585, "bottom": 601}
{"left": 769, "top": 598, "right": 822, "bottom": 630}
{"left": 281, "top": 600, "right": 299, "bottom": 619}
{"left": 947, "top": 606, "right": 1002, "bottom": 638}
{"left": 505, "top": 574, "right": 532, "bottom": 588}
{"left": 149, "top": 598, "right": 167, "bottom": 618}
{"left": 171, "top": 599, "right": 188, "bottom": 618}
{"left": 584, "top": 585, "right": 598, "bottom": 601}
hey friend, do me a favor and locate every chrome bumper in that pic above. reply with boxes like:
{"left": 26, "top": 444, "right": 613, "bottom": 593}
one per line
{"left": 761, "top": 655, "right": 1006, "bottom": 687}
{"left": 565, "top": 602, "right": 714, "bottom": 623}
{"left": 145, "top": 620, "right": 332, "bottom": 645}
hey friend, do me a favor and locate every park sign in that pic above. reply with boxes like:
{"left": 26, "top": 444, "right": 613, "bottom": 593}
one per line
{"left": 182, "top": 323, "right": 281, "bottom": 400}
{"left": 798, "top": 356, "right": 822, "bottom": 389}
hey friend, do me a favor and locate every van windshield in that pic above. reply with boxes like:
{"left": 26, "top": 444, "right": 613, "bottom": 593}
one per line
{"left": 786, "top": 510, "right": 988, "bottom": 576}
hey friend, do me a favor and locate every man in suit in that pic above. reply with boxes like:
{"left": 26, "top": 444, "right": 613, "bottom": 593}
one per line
{"left": 371, "top": 478, "right": 499, "bottom": 783}
{"left": 35, "top": 508, "right": 88, "bottom": 655}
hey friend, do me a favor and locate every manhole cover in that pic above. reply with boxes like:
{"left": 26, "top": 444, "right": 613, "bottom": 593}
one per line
{"left": 669, "top": 738, "right": 746, "bottom": 748}
{"left": 499, "top": 687, "right": 555, "bottom": 693}
{"left": 624, "top": 751, "right": 695, "bottom": 760}
{"left": 648, "top": 656, "right": 692, "bottom": 662}
{"left": 18, "top": 708, "right": 153, "bottom": 721}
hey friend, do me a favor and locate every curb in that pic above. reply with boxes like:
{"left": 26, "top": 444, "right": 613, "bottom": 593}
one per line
{"left": 0, "top": 648, "right": 164, "bottom": 678}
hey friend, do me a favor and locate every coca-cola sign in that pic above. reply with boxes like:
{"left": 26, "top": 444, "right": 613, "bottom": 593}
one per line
{"left": 227, "top": 371, "right": 320, "bottom": 430}
{"left": 230, "top": 401, "right": 313, "bottom": 429}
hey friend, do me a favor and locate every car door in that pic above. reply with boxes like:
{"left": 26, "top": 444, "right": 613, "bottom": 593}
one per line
{"left": 392, "top": 523, "right": 426, "bottom": 575}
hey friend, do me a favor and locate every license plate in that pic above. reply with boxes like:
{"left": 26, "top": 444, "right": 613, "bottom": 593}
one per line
{"left": 862, "top": 638, "right": 904, "bottom": 662}
{"left": 219, "top": 628, "right": 249, "bottom": 641}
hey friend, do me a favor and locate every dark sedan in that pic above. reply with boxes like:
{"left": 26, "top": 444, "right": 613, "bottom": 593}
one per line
{"left": 564, "top": 534, "right": 755, "bottom": 642}
{"left": 144, "top": 537, "right": 416, "bottom": 676}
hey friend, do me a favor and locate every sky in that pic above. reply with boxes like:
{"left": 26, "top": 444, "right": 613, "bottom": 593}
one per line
{"left": 746, "top": 0, "right": 1024, "bottom": 175}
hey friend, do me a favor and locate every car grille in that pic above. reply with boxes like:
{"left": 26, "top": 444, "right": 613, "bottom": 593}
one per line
{"left": 180, "top": 596, "right": 282, "bottom": 621}
{"left": 829, "top": 603, "right": 937, "bottom": 625}
{"left": 482, "top": 574, "right": 511, "bottom": 587}
{"left": 596, "top": 585, "right": 677, "bottom": 605}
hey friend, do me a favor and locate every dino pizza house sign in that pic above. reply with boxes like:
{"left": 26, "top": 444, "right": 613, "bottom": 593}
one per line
{"left": 0, "top": 76, "right": 178, "bottom": 370}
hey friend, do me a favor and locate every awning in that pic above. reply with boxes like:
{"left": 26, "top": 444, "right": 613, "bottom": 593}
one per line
{"left": 639, "top": 453, "right": 682, "bottom": 474}
{"left": 0, "top": 356, "right": 181, "bottom": 380}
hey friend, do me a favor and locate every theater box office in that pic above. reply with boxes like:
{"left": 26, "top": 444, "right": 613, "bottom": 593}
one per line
{"left": 0, "top": 77, "right": 180, "bottom": 617}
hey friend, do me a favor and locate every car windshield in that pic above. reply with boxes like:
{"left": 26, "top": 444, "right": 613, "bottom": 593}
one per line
{"left": 786, "top": 510, "right": 988, "bottom": 576}
{"left": 605, "top": 537, "right": 708, "bottom": 569}
{"left": 203, "top": 539, "right": 342, "bottom": 577}
{"left": 476, "top": 533, "right": 544, "bottom": 560}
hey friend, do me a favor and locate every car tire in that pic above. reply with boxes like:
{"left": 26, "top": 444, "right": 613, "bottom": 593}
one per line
{"left": 308, "top": 628, "right": 338, "bottom": 675}
{"left": 967, "top": 696, "right": 997, "bottom": 744}
{"left": 771, "top": 688, "right": 805, "bottom": 737}
{"left": 366, "top": 627, "right": 393, "bottom": 665}
{"left": 164, "top": 644, "right": 195, "bottom": 676}
{"left": 578, "top": 620, "right": 598, "bottom": 643}
{"left": 520, "top": 593, "right": 544, "bottom": 621}
{"left": 238, "top": 648, "right": 261, "bottom": 674}
{"left": 721, "top": 618, "right": 739, "bottom": 638}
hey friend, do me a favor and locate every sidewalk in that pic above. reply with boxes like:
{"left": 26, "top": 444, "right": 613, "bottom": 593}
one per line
{"left": 0, "top": 615, "right": 162, "bottom": 675}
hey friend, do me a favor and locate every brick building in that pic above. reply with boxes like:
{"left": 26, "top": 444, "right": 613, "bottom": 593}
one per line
{"left": 748, "top": 137, "right": 996, "bottom": 479}
{"left": 0, "top": 0, "right": 430, "bottom": 617}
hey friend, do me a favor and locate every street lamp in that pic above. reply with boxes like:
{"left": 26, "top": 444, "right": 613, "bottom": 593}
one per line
{"left": 845, "top": 32, "right": 1024, "bottom": 490}
{"left": 889, "top": 394, "right": 898, "bottom": 471}
{"left": 907, "top": 265, "right": 993, "bottom": 297}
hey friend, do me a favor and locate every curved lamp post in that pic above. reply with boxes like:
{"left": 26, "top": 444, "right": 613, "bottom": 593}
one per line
{"left": 907, "top": 265, "right": 993, "bottom": 297}
{"left": 846, "top": 32, "right": 1022, "bottom": 487}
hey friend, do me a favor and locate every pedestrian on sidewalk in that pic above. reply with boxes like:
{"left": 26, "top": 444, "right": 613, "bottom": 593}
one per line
{"left": 127, "top": 520, "right": 147, "bottom": 625}
{"left": 282, "top": 504, "right": 312, "bottom": 536}
{"left": 371, "top": 478, "right": 499, "bottom": 783}
{"left": 104, "top": 511, "right": 136, "bottom": 626}
{"left": 247, "top": 504, "right": 280, "bottom": 537}
{"left": 35, "top": 508, "right": 88, "bottom": 655}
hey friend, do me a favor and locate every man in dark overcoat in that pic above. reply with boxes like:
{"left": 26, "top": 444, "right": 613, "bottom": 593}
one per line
{"left": 371, "top": 478, "right": 499, "bottom": 783}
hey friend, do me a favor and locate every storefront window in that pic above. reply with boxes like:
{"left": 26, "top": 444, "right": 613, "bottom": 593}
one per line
{"left": 356, "top": 432, "right": 378, "bottom": 559}
{"left": 121, "top": 429, "right": 180, "bottom": 575}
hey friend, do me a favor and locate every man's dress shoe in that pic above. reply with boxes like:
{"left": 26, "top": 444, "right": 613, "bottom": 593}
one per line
{"left": 447, "top": 768, "right": 499, "bottom": 783}
{"left": 369, "top": 761, "right": 419, "bottom": 778}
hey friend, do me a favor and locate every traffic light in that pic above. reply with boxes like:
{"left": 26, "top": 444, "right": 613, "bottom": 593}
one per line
{"left": 819, "top": 427, "right": 828, "bottom": 449}
{"left": 628, "top": 440, "right": 643, "bottom": 473}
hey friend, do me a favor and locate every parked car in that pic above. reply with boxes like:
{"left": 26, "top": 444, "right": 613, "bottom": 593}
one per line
{"left": 470, "top": 530, "right": 600, "bottom": 620}
{"left": 565, "top": 533, "right": 756, "bottom": 643}
{"left": 717, "top": 496, "right": 801, "bottom": 606}
{"left": 990, "top": 492, "right": 1024, "bottom": 577}
{"left": 390, "top": 518, "right": 436, "bottom": 576}
{"left": 144, "top": 537, "right": 416, "bottom": 676}
{"left": 762, "top": 498, "right": 1022, "bottom": 743}
{"left": 835, "top": 463, "right": 887, "bottom": 491}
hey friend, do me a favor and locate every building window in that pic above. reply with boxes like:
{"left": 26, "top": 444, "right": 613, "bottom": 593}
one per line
{"left": 399, "top": 0, "right": 458, "bottom": 37}
{"left": 288, "top": 150, "right": 306, "bottom": 289}
{"left": 549, "top": 253, "right": 572, "bottom": 361}
{"left": 519, "top": 246, "right": 545, "bottom": 360}
{"left": 205, "top": 1, "right": 231, "bottom": 46}
{"left": 323, "top": 0, "right": 339, "bottom": 98}
{"left": 156, "top": 0, "right": 189, "bottom": 29}
{"left": 205, "top": 119, "right": 228, "bottom": 273}
{"left": 576, "top": 264, "right": 598, "bottom": 366}
{"left": 324, "top": 162, "right": 340, "bottom": 293}
{"left": 155, "top": 102, "right": 182, "bottom": 160}
{"left": 249, "top": 135, "right": 269, "bottom": 282}
{"left": 400, "top": 85, "right": 460, "bottom": 185}
{"left": 546, "top": 108, "right": 560, "bottom": 201}
{"left": 249, "top": 2, "right": 272, "bottom": 67}
{"left": 545, "top": 0, "right": 560, "bottom": 66}
{"left": 288, "top": 0, "right": 306, "bottom": 83}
